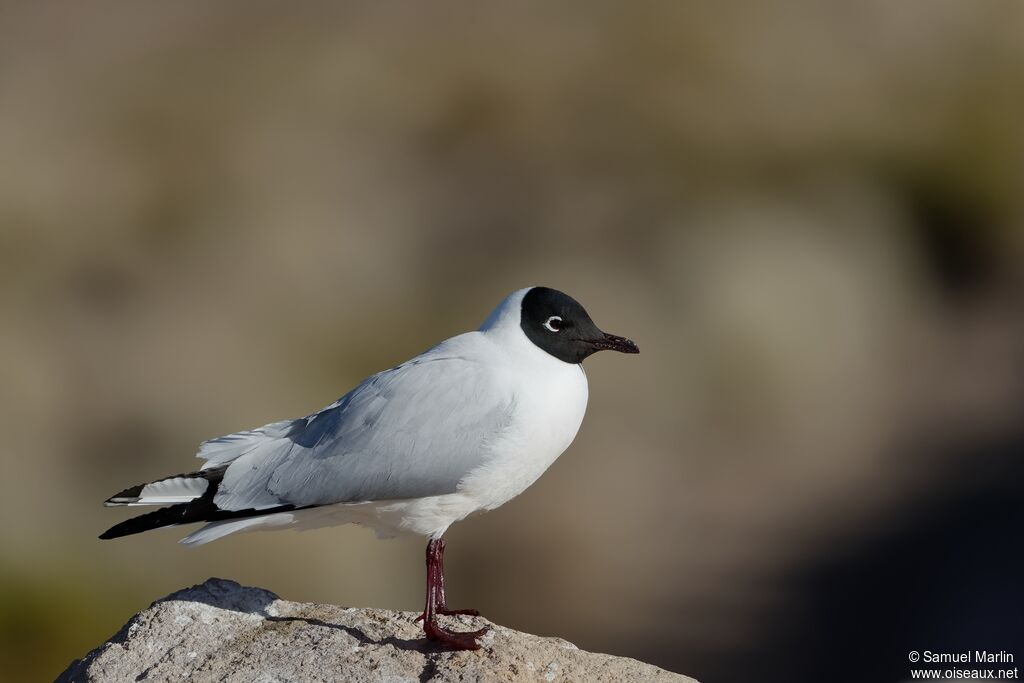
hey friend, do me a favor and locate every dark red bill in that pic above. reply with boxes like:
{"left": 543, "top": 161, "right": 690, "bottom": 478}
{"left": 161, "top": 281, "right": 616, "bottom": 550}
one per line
{"left": 583, "top": 332, "right": 639, "bottom": 354}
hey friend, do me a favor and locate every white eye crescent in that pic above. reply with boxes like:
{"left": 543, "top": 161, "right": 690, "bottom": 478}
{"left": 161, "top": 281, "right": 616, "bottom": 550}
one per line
{"left": 543, "top": 316, "right": 563, "bottom": 332}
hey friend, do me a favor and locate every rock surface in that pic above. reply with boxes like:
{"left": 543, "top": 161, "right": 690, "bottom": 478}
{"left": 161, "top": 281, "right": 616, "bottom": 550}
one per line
{"left": 58, "top": 578, "right": 696, "bottom": 682}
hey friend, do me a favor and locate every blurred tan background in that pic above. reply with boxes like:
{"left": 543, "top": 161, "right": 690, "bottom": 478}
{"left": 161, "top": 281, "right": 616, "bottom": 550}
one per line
{"left": 2, "top": 2, "right": 1023, "bottom": 682}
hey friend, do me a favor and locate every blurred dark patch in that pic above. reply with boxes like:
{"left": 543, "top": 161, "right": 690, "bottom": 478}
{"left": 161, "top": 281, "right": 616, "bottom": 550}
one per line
{"left": 791, "top": 434, "right": 1024, "bottom": 683}
{"left": 418, "top": 85, "right": 512, "bottom": 158}
{"left": 628, "top": 430, "right": 1024, "bottom": 683}
{"left": 712, "top": 431, "right": 1024, "bottom": 683}
{"left": 65, "top": 260, "right": 140, "bottom": 315}
{"left": 899, "top": 179, "right": 999, "bottom": 301}
{"left": 135, "top": 192, "right": 211, "bottom": 255}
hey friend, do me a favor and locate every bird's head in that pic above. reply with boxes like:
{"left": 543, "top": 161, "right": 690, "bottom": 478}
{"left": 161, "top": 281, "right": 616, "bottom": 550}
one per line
{"left": 514, "top": 286, "right": 639, "bottom": 364}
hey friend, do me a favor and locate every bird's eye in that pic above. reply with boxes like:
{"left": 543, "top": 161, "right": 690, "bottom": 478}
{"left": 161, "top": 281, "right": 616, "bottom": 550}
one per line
{"left": 543, "top": 316, "right": 563, "bottom": 332}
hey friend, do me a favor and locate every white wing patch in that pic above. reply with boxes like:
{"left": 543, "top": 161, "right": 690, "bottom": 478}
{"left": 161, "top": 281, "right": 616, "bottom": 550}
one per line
{"left": 136, "top": 476, "right": 208, "bottom": 505}
{"left": 105, "top": 475, "right": 209, "bottom": 506}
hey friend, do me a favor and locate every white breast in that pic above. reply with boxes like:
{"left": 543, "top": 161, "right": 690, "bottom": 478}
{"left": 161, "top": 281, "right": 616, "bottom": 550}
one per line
{"left": 456, "top": 343, "right": 589, "bottom": 512}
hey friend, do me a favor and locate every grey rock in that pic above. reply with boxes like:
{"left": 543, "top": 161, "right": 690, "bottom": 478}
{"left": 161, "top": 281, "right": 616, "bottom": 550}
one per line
{"left": 58, "top": 578, "right": 696, "bottom": 682}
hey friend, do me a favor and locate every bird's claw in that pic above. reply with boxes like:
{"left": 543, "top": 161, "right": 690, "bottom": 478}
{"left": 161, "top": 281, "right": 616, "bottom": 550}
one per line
{"left": 423, "top": 621, "right": 489, "bottom": 650}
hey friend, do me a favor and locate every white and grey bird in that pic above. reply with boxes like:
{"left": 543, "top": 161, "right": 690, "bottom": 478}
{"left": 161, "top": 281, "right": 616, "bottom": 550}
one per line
{"left": 101, "top": 286, "right": 639, "bottom": 649}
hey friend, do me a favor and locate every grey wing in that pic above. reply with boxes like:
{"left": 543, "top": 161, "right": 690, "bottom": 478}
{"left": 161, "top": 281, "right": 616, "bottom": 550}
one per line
{"left": 207, "top": 354, "right": 515, "bottom": 511}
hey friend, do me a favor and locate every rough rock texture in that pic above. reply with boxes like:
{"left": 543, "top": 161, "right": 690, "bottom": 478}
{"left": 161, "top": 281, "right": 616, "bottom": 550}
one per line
{"left": 58, "top": 578, "right": 695, "bottom": 682}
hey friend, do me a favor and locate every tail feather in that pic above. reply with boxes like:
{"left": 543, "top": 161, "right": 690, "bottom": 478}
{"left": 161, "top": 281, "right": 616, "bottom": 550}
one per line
{"left": 99, "top": 464, "right": 308, "bottom": 540}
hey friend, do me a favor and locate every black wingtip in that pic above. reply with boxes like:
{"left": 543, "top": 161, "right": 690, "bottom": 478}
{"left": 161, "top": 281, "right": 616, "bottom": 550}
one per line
{"left": 98, "top": 504, "right": 194, "bottom": 540}
{"left": 100, "top": 495, "right": 307, "bottom": 540}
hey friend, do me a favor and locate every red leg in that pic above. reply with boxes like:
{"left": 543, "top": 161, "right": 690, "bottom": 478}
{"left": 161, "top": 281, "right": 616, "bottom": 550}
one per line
{"left": 417, "top": 537, "right": 488, "bottom": 650}
{"left": 415, "top": 538, "right": 480, "bottom": 620}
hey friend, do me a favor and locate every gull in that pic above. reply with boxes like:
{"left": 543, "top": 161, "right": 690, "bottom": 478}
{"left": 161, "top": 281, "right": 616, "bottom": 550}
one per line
{"left": 101, "top": 286, "right": 639, "bottom": 649}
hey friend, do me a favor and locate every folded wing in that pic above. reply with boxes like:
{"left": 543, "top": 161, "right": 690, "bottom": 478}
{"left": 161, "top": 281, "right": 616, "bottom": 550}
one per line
{"left": 204, "top": 347, "right": 516, "bottom": 512}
